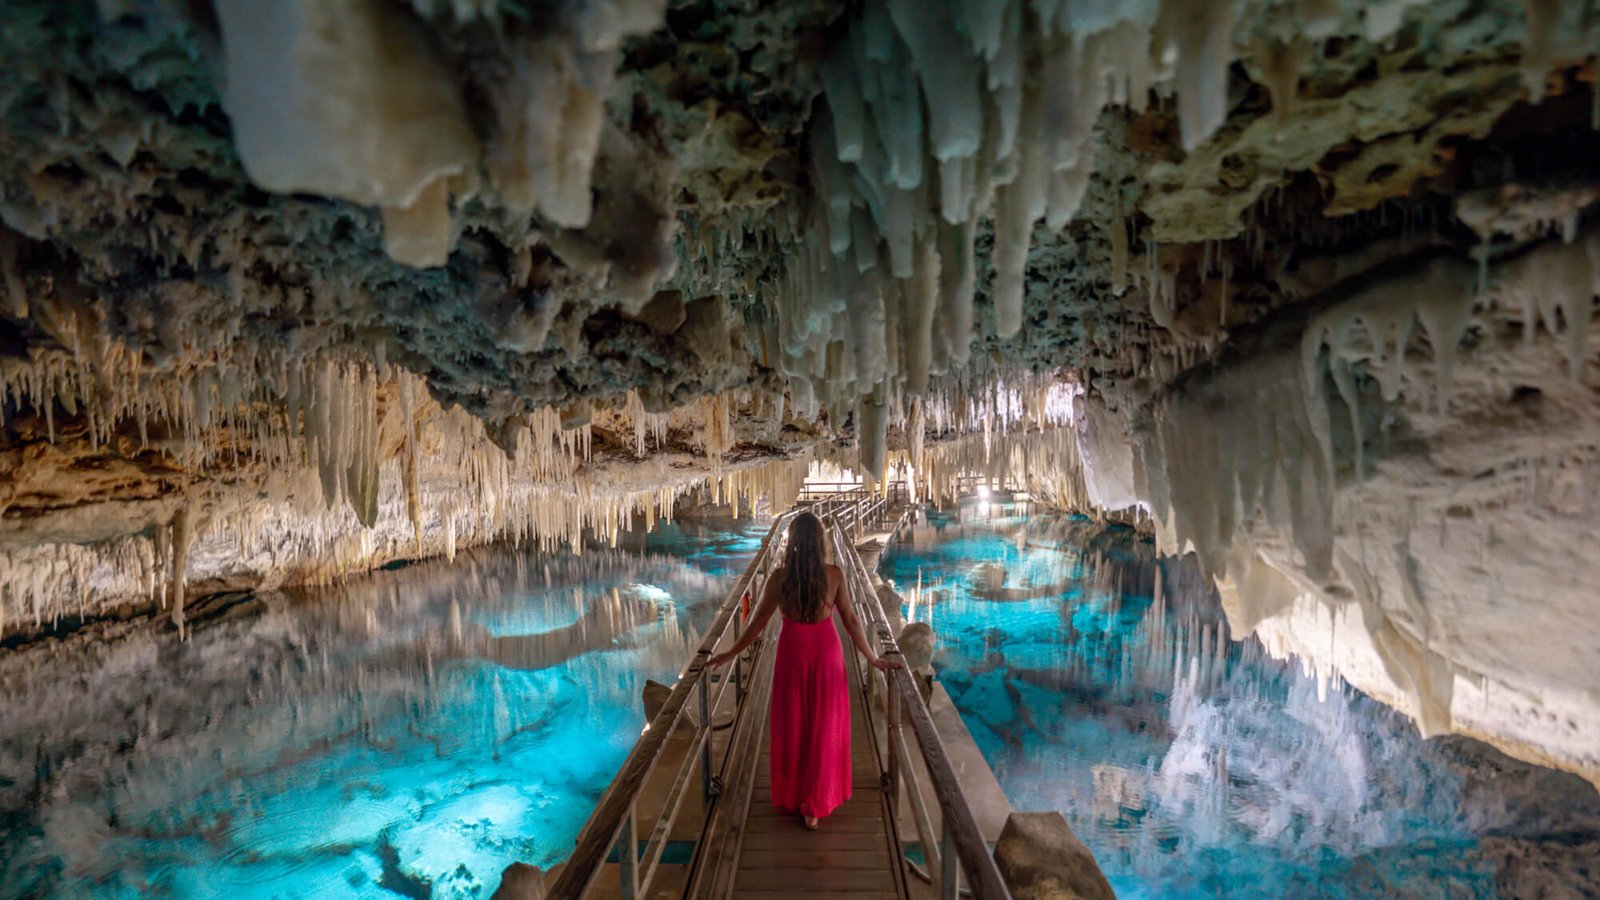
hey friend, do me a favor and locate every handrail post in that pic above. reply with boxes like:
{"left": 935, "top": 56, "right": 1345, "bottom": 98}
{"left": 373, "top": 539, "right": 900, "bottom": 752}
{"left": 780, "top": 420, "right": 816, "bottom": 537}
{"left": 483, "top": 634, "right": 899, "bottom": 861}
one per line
{"left": 619, "top": 802, "right": 638, "bottom": 900}
{"left": 886, "top": 664, "right": 901, "bottom": 800}
{"left": 698, "top": 675, "right": 714, "bottom": 808}
{"left": 829, "top": 514, "right": 1014, "bottom": 900}
{"left": 940, "top": 818, "right": 958, "bottom": 900}
{"left": 734, "top": 648, "right": 745, "bottom": 705}
{"left": 550, "top": 513, "right": 799, "bottom": 900}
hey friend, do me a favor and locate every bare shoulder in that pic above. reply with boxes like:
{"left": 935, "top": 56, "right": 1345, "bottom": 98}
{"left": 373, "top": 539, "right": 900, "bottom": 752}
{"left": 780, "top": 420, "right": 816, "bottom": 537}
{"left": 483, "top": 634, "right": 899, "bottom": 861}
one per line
{"left": 825, "top": 564, "right": 844, "bottom": 584}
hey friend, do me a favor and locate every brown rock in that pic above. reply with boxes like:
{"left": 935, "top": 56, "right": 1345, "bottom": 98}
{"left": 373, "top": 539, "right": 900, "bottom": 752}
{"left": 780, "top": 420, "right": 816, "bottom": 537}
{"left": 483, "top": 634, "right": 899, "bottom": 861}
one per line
{"left": 643, "top": 677, "right": 703, "bottom": 729}
{"left": 559, "top": 402, "right": 592, "bottom": 430}
{"left": 491, "top": 862, "right": 546, "bottom": 899}
{"left": 994, "top": 812, "right": 1115, "bottom": 900}
{"left": 642, "top": 678, "right": 672, "bottom": 722}
{"left": 678, "top": 294, "right": 731, "bottom": 364}
{"left": 633, "top": 289, "right": 687, "bottom": 334}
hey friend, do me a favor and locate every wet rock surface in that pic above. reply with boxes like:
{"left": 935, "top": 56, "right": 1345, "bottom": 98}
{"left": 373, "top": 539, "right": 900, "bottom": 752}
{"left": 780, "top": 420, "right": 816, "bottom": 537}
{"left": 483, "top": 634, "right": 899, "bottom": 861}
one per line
{"left": 891, "top": 507, "right": 1600, "bottom": 896}
{"left": 0, "top": 0, "right": 1598, "bottom": 808}
{"left": 994, "top": 811, "right": 1117, "bottom": 900}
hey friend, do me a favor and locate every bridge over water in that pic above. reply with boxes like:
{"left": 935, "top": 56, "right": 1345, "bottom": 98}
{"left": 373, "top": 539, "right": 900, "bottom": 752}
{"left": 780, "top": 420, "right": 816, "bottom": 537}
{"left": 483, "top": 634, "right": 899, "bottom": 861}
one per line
{"left": 547, "top": 489, "right": 1014, "bottom": 899}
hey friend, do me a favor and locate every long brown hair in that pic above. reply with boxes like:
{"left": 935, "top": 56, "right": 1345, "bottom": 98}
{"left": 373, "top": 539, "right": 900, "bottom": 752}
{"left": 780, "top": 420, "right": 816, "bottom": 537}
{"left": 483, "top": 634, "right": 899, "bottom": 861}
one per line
{"left": 780, "top": 512, "right": 829, "bottom": 621}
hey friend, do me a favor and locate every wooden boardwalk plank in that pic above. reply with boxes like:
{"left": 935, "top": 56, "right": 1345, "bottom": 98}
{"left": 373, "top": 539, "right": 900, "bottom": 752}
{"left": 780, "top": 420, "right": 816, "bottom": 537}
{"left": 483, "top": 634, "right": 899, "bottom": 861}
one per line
{"left": 746, "top": 799, "right": 881, "bottom": 818}
{"left": 730, "top": 616, "right": 906, "bottom": 898}
{"left": 744, "top": 815, "right": 884, "bottom": 834}
{"left": 720, "top": 883, "right": 896, "bottom": 890}
{"left": 735, "top": 867, "right": 897, "bottom": 892}
{"left": 740, "top": 849, "right": 889, "bottom": 870}
{"left": 741, "top": 831, "right": 885, "bottom": 851}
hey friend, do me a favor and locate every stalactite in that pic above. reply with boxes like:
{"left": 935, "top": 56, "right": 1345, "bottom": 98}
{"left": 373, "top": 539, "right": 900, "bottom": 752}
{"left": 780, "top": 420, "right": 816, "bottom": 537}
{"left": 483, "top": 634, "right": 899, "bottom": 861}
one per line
{"left": 0, "top": 340, "right": 826, "bottom": 631}
{"left": 168, "top": 505, "right": 193, "bottom": 640}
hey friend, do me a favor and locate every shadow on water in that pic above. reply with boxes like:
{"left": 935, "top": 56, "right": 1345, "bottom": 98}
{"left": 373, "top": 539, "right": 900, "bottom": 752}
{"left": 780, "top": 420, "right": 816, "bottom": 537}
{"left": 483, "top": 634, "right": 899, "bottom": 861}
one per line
{"left": 883, "top": 500, "right": 1600, "bottom": 899}
{"left": 0, "top": 519, "right": 768, "bottom": 898}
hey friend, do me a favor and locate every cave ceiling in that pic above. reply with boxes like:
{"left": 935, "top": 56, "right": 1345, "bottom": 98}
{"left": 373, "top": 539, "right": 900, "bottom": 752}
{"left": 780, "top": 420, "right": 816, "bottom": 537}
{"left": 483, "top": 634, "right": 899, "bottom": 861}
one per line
{"left": 2, "top": 0, "right": 1599, "bottom": 782}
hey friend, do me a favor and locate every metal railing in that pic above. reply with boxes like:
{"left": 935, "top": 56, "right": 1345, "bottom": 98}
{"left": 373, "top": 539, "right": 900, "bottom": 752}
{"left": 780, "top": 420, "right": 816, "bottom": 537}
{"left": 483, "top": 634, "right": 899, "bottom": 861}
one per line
{"left": 549, "top": 511, "right": 796, "bottom": 900}
{"left": 797, "top": 483, "right": 870, "bottom": 523}
{"left": 551, "top": 486, "right": 1005, "bottom": 899}
{"left": 945, "top": 474, "right": 1021, "bottom": 496}
{"left": 799, "top": 482, "right": 907, "bottom": 540}
{"left": 798, "top": 481, "right": 910, "bottom": 505}
{"left": 825, "top": 516, "right": 1012, "bottom": 900}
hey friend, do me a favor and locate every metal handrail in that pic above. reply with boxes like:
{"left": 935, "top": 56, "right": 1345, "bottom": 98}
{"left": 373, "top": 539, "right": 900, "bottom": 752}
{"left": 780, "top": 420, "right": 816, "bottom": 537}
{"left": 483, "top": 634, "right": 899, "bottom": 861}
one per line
{"left": 550, "top": 487, "right": 990, "bottom": 899}
{"left": 798, "top": 482, "right": 912, "bottom": 500}
{"left": 550, "top": 511, "right": 797, "bottom": 899}
{"left": 826, "top": 519, "right": 1012, "bottom": 900}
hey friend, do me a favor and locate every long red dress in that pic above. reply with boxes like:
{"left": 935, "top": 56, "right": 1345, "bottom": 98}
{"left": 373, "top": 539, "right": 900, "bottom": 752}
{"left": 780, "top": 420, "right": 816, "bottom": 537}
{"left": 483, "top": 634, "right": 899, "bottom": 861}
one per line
{"left": 768, "top": 613, "right": 852, "bottom": 817}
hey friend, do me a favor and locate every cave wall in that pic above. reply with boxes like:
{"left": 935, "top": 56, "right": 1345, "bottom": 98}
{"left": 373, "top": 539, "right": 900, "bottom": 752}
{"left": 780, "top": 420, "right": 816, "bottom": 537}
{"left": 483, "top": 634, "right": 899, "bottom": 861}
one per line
{"left": 0, "top": 0, "right": 1597, "bottom": 781}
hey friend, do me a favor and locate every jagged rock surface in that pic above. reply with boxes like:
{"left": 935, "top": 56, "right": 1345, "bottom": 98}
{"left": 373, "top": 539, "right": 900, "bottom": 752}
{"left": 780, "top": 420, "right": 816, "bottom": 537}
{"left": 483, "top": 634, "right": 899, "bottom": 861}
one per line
{"left": 0, "top": 0, "right": 1597, "bottom": 786}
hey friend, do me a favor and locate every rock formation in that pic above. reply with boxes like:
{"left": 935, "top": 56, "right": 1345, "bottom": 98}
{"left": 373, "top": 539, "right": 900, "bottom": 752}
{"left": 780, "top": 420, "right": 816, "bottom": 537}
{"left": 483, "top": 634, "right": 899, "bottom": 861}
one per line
{"left": 0, "top": 0, "right": 1597, "bottom": 785}
{"left": 994, "top": 811, "right": 1117, "bottom": 900}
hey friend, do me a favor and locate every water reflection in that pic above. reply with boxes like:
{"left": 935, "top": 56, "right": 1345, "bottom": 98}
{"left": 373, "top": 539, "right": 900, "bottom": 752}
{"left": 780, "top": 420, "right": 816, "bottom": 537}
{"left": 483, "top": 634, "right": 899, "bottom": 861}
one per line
{"left": 0, "top": 520, "right": 765, "bottom": 898}
{"left": 882, "top": 502, "right": 1596, "bottom": 898}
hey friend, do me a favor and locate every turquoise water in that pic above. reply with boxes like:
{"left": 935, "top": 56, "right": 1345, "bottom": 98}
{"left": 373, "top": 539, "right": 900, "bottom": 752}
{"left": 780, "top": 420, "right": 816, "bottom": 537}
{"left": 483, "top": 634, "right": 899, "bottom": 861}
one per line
{"left": 880, "top": 503, "right": 1499, "bottom": 898}
{"left": 0, "top": 519, "right": 765, "bottom": 898}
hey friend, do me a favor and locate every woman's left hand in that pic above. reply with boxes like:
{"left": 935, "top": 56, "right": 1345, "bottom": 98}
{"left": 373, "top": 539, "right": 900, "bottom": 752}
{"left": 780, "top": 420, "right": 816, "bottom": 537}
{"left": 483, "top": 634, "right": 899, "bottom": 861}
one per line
{"left": 869, "top": 656, "right": 904, "bottom": 671}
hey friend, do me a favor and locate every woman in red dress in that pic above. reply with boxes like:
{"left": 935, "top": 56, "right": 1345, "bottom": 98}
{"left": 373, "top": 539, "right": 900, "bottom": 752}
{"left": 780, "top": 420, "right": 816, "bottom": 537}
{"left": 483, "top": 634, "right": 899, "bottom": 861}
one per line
{"left": 709, "top": 511, "right": 900, "bottom": 829}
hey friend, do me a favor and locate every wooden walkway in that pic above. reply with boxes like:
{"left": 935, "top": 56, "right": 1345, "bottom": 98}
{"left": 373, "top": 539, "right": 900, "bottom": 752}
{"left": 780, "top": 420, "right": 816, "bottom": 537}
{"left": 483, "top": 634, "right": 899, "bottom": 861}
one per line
{"left": 551, "top": 502, "right": 1013, "bottom": 900}
{"left": 732, "top": 618, "right": 907, "bottom": 898}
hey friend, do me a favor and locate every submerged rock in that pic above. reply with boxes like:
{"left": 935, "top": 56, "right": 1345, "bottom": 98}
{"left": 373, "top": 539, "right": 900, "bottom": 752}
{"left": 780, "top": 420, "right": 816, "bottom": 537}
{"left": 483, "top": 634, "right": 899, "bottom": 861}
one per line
{"left": 492, "top": 862, "right": 547, "bottom": 900}
{"left": 963, "top": 669, "right": 1017, "bottom": 731}
{"left": 0, "top": 0, "right": 1598, "bottom": 816}
{"left": 971, "top": 563, "right": 1008, "bottom": 594}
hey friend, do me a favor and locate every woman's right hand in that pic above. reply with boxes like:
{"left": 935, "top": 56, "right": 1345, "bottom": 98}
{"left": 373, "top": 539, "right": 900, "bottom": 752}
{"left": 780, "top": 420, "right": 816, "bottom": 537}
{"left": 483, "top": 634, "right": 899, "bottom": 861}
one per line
{"left": 869, "top": 655, "right": 904, "bottom": 672}
{"left": 707, "top": 650, "right": 736, "bottom": 668}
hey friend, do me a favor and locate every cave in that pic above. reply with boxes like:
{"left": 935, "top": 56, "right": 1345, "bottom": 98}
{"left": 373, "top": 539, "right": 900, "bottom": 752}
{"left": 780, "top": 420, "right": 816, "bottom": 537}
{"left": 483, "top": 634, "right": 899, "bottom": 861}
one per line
{"left": 1, "top": 0, "right": 1598, "bottom": 896}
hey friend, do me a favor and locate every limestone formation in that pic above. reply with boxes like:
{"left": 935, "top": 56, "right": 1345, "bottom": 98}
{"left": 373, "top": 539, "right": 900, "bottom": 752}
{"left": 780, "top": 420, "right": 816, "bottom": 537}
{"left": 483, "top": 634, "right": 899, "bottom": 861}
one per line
{"left": 897, "top": 620, "right": 935, "bottom": 700}
{"left": 642, "top": 677, "right": 672, "bottom": 722}
{"left": 0, "top": 0, "right": 1597, "bottom": 788}
{"left": 994, "top": 811, "right": 1117, "bottom": 900}
{"left": 971, "top": 562, "right": 1008, "bottom": 594}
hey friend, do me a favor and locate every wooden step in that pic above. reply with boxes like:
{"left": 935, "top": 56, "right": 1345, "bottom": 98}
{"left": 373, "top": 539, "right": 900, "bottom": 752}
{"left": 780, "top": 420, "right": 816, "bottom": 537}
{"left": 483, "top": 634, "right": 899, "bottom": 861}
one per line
{"left": 740, "top": 849, "right": 891, "bottom": 871}
{"left": 744, "top": 815, "right": 887, "bottom": 834}
{"left": 741, "top": 830, "right": 888, "bottom": 852}
{"left": 734, "top": 866, "right": 898, "bottom": 893}
{"left": 746, "top": 798, "right": 882, "bottom": 818}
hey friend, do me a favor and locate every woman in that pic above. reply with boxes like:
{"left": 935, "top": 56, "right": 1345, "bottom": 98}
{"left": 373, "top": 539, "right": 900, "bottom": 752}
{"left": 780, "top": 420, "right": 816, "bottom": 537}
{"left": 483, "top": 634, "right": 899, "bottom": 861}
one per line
{"left": 708, "top": 511, "right": 901, "bottom": 829}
